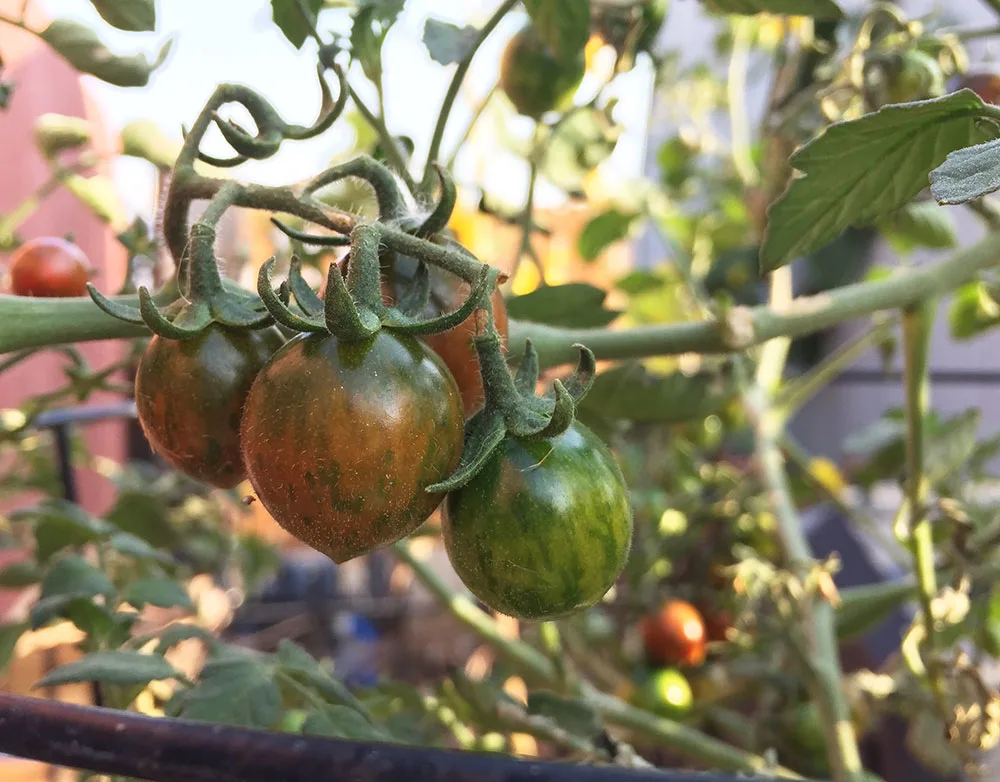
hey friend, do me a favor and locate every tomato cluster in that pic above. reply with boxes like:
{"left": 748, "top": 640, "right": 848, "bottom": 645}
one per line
{"left": 127, "top": 254, "right": 633, "bottom": 618}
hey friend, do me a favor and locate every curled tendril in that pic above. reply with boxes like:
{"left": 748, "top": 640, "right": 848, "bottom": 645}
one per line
{"left": 304, "top": 156, "right": 407, "bottom": 221}
{"left": 416, "top": 164, "right": 457, "bottom": 237}
{"left": 270, "top": 217, "right": 350, "bottom": 247}
{"left": 284, "top": 65, "right": 349, "bottom": 141}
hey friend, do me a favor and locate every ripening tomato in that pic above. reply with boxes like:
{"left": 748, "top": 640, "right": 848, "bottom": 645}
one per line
{"left": 641, "top": 599, "right": 707, "bottom": 667}
{"left": 443, "top": 421, "right": 633, "bottom": 620}
{"left": 135, "top": 325, "right": 284, "bottom": 489}
{"left": 499, "top": 25, "right": 585, "bottom": 119}
{"left": 385, "top": 260, "right": 509, "bottom": 416}
{"left": 959, "top": 72, "right": 1000, "bottom": 105}
{"left": 240, "top": 330, "right": 464, "bottom": 564}
{"left": 7, "top": 237, "right": 92, "bottom": 297}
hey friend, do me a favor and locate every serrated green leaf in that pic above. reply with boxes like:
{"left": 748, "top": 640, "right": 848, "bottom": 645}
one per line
{"left": 270, "top": 0, "right": 323, "bottom": 49}
{"left": 32, "top": 597, "right": 121, "bottom": 639}
{"left": 104, "top": 489, "right": 176, "bottom": 548}
{"left": 350, "top": 1, "right": 403, "bottom": 85}
{"left": 541, "top": 106, "right": 620, "bottom": 193}
{"left": 523, "top": 0, "right": 590, "bottom": 61}
{"left": 88, "top": 0, "right": 155, "bottom": 32}
{"left": 879, "top": 200, "right": 957, "bottom": 255}
{"left": 578, "top": 209, "right": 640, "bottom": 262}
{"left": 930, "top": 137, "right": 1000, "bottom": 205}
{"left": 0, "top": 559, "right": 41, "bottom": 588}
{"left": 0, "top": 623, "right": 26, "bottom": 674}
{"left": 949, "top": 281, "right": 1000, "bottom": 340}
{"left": 578, "top": 364, "right": 734, "bottom": 423}
{"left": 701, "top": 0, "right": 843, "bottom": 18}
{"left": 123, "top": 578, "right": 194, "bottom": 611}
{"left": 40, "top": 555, "right": 113, "bottom": 601}
{"left": 526, "top": 691, "right": 601, "bottom": 738}
{"left": 927, "top": 408, "right": 980, "bottom": 484}
{"left": 39, "top": 19, "right": 171, "bottom": 87}
{"left": 302, "top": 704, "right": 389, "bottom": 741}
{"left": 169, "top": 654, "right": 281, "bottom": 728}
{"left": 761, "top": 90, "right": 997, "bottom": 271}
{"left": 35, "top": 650, "right": 179, "bottom": 688}
{"left": 505, "top": 283, "right": 620, "bottom": 328}
{"left": 422, "top": 18, "right": 479, "bottom": 66}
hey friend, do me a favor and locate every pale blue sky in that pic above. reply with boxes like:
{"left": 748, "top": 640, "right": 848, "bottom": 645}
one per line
{"left": 39, "top": 0, "right": 653, "bottom": 223}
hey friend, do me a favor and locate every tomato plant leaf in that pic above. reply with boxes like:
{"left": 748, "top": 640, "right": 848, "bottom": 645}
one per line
{"left": 836, "top": 580, "right": 915, "bottom": 641}
{"left": 109, "top": 531, "right": 174, "bottom": 564}
{"left": 121, "top": 120, "right": 180, "bottom": 170}
{"left": 0, "top": 559, "right": 41, "bottom": 588}
{"left": 761, "top": 90, "right": 998, "bottom": 271}
{"left": 578, "top": 209, "right": 640, "bottom": 262}
{"left": 64, "top": 174, "right": 128, "bottom": 229}
{"left": 122, "top": 577, "right": 194, "bottom": 612}
{"left": 302, "top": 704, "right": 390, "bottom": 741}
{"left": 929, "top": 137, "right": 1000, "bottom": 205}
{"left": 87, "top": 0, "right": 155, "bottom": 32}
{"left": 168, "top": 654, "right": 282, "bottom": 729}
{"left": 270, "top": 0, "right": 323, "bottom": 50}
{"left": 39, "top": 20, "right": 171, "bottom": 87}
{"left": 0, "top": 622, "right": 25, "bottom": 675}
{"left": 40, "top": 555, "right": 113, "bottom": 601}
{"left": 350, "top": 0, "right": 404, "bottom": 85}
{"left": 422, "top": 18, "right": 479, "bottom": 66}
{"left": 35, "top": 650, "right": 180, "bottom": 688}
{"left": 541, "top": 106, "right": 620, "bottom": 193}
{"left": 879, "top": 200, "right": 957, "bottom": 255}
{"left": 578, "top": 364, "right": 734, "bottom": 423}
{"left": 506, "top": 283, "right": 620, "bottom": 328}
{"left": 926, "top": 408, "right": 980, "bottom": 485}
{"left": 701, "top": 0, "right": 843, "bottom": 18}
{"left": 949, "top": 281, "right": 1000, "bottom": 340}
{"left": 527, "top": 691, "right": 601, "bottom": 739}
{"left": 522, "top": 0, "right": 589, "bottom": 61}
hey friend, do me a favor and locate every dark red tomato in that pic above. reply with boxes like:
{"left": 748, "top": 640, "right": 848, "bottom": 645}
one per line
{"left": 385, "top": 262, "right": 509, "bottom": 416}
{"left": 641, "top": 599, "right": 707, "bottom": 667}
{"left": 240, "top": 330, "right": 464, "bottom": 564}
{"left": 135, "top": 325, "right": 284, "bottom": 489}
{"left": 959, "top": 73, "right": 1000, "bottom": 104}
{"left": 443, "top": 421, "right": 633, "bottom": 620}
{"left": 704, "top": 608, "right": 733, "bottom": 644}
{"left": 7, "top": 237, "right": 92, "bottom": 297}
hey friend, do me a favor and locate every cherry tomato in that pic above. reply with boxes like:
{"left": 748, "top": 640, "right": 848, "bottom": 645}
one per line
{"left": 135, "top": 325, "right": 284, "bottom": 489}
{"left": 385, "top": 259, "right": 509, "bottom": 416}
{"left": 7, "top": 237, "right": 92, "bottom": 297}
{"left": 240, "top": 329, "right": 464, "bottom": 563}
{"left": 640, "top": 668, "right": 693, "bottom": 718}
{"left": 641, "top": 599, "right": 707, "bottom": 667}
{"left": 443, "top": 421, "right": 633, "bottom": 620}
{"left": 959, "top": 73, "right": 1000, "bottom": 105}
{"left": 499, "top": 25, "right": 585, "bottom": 120}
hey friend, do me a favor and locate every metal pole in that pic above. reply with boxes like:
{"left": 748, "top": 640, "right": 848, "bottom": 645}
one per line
{"left": 0, "top": 693, "right": 777, "bottom": 782}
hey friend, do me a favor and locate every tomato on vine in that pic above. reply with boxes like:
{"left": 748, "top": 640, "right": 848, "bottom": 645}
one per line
{"left": 384, "top": 260, "right": 509, "bottom": 416}
{"left": 6, "top": 237, "right": 92, "bottom": 297}
{"left": 641, "top": 599, "right": 707, "bottom": 667}
{"left": 499, "top": 25, "right": 585, "bottom": 120}
{"left": 442, "top": 421, "right": 632, "bottom": 620}
{"left": 240, "top": 329, "right": 464, "bottom": 564}
{"left": 135, "top": 325, "right": 284, "bottom": 489}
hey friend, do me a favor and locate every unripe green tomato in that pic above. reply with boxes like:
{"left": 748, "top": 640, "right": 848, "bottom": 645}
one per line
{"left": 640, "top": 668, "right": 693, "bottom": 718}
{"left": 499, "top": 25, "right": 585, "bottom": 119}
{"left": 885, "top": 50, "right": 945, "bottom": 104}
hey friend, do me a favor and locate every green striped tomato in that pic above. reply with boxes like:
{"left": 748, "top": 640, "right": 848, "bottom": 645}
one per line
{"left": 443, "top": 422, "right": 633, "bottom": 620}
{"left": 135, "top": 325, "right": 284, "bottom": 489}
{"left": 240, "top": 330, "right": 464, "bottom": 564}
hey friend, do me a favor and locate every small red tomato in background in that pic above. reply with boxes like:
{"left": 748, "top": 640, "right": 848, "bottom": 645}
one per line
{"left": 641, "top": 599, "right": 707, "bottom": 667}
{"left": 7, "top": 237, "right": 93, "bottom": 297}
{"left": 958, "top": 73, "right": 1000, "bottom": 105}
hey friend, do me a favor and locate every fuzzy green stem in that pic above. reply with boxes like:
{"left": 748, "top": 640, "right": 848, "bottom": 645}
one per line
{"left": 777, "top": 317, "right": 896, "bottom": 418}
{"left": 901, "top": 301, "right": 953, "bottom": 731}
{"left": 509, "top": 228, "right": 1000, "bottom": 368}
{"left": 345, "top": 84, "right": 417, "bottom": 194}
{"left": 749, "top": 395, "right": 864, "bottom": 782}
{"left": 421, "top": 0, "right": 519, "bottom": 194}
